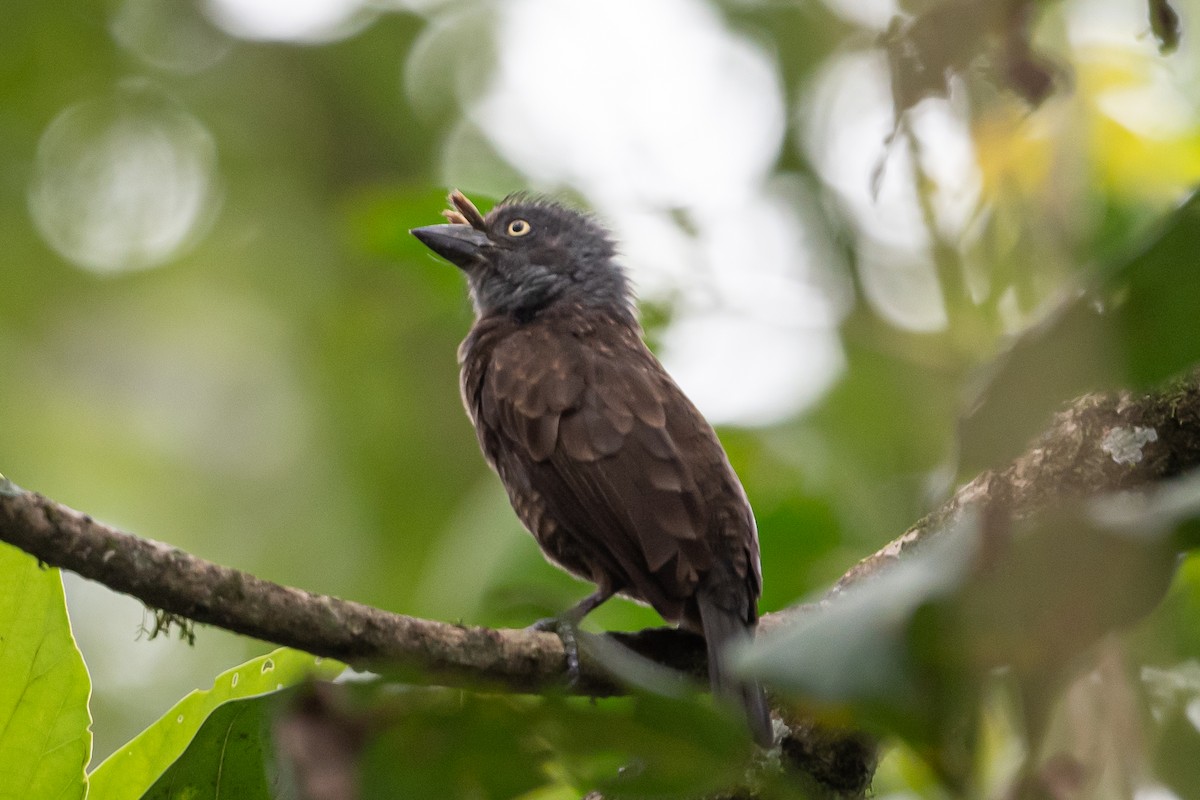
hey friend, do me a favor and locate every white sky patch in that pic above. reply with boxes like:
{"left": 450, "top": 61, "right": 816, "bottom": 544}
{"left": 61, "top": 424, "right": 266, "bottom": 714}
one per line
{"left": 1066, "top": 0, "right": 1200, "bottom": 125}
{"left": 1065, "top": 0, "right": 1169, "bottom": 50}
{"left": 203, "top": 0, "right": 373, "bottom": 42}
{"left": 1096, "top": 65, "right": 1199, "bottom": 139}
{"left": 805, "top": 51, "right": 925, "bottom": 250}
{"left": 653, "top": 185, "right": 848, "bottom": 424}
{"left": 818, "top": 0, "right": 900, "bottom": 30}
{"left": 659, "top": 311, "right": 845, "bottom": 426}
{"left": 466, "top": 0, "right": 846, "bottom": 425}
{"left": 474, "top": 0, "right": 783, "bottom": 207}
{"left": 856, "top": 239, "right": 949, "bottom": 332}
{"left": 1134, "top": 786, "right": 1183, "bottom": 800}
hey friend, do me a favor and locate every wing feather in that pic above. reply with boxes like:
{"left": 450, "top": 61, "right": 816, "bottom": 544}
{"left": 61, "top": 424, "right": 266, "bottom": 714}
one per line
{"left": 463, "top": 310, "right": 756, "bottom": 624}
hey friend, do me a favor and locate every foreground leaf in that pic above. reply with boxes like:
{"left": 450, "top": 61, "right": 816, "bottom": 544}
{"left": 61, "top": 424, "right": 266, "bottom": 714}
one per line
{"left": 741, "top": 514, "right": 980, "bottom": 743}
{"left": 273, "top": 682, "right": 753, "bottom": 800}
{"left": 0, "top": 543, "right": 92, "bottom": 800}
{"left": 743, "top": 471, "right": 1200, "bottom": 753}
{"left": 89, "top": 648, "right": 343, "bottom": 800}
{"left": 363, "top": 691, "right": 750, "bottom": 799}
{"left": 142, "top": 696, "right": 283, "bottom": 800}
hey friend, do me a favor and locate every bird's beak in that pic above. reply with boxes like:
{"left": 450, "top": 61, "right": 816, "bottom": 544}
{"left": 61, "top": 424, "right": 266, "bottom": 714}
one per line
{"left": 410, "top": 224, "right": 490, "bottom": 270}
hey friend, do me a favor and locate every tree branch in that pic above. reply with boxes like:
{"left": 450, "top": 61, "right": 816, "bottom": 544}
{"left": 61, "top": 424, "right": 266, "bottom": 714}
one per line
{"left": 0, "top": 478, "right": 651, "bottom": 695}
{"left": 2, "top": 370, "right": 1199, "bottom": 798}
{"left": 832, "top": 370, "right": 1200, "bottom": 595}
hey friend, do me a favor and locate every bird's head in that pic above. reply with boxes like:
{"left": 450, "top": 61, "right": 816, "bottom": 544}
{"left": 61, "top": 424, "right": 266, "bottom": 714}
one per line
{"left": 411, "top": 191, "right": 633, "bottom": 321}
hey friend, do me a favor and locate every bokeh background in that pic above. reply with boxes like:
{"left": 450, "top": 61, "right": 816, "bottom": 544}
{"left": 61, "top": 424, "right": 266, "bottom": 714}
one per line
{"left": 3, "top": 0, "right": 1199, "bottom": 770}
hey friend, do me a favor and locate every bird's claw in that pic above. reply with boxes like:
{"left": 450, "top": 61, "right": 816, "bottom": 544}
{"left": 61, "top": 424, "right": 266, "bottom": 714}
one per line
{"left": 530, "top": 616, "right": 583, "bottom": 687}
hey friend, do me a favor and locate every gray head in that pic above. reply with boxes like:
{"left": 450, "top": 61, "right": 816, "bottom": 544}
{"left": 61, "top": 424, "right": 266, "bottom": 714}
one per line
{"left": 411, "top": 191, "right": 634, "bottom": 322}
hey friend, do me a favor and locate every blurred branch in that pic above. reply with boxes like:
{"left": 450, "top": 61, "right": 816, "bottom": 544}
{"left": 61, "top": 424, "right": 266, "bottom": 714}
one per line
{"left": 1149, "top": 0, "right": 1181, "bottom": 54}
{"left": 881, "top": 0, "right": 1058, "bottom": 119}
{"left": 2, "top": 369, "right": 1199, "bottom": 798}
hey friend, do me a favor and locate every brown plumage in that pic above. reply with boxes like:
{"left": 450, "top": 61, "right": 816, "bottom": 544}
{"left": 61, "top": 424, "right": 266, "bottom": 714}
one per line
{"left": 412, "top": 191, "right": 771, "bottom": 746}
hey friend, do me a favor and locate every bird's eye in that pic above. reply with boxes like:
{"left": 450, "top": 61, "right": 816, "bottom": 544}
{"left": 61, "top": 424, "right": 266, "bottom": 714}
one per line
{"left": 506, "top": 219, "right": 531, "bottom": 237}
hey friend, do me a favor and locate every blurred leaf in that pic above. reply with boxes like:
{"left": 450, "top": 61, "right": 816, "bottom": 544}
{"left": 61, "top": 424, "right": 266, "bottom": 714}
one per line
{"left": 722, "top": 427, "right": 845, "bottom": 605}
{"left": 351, "top": 686, "right": 751, "bottom": 800}
{"left": 1144, "top": 662, "right": 1200, "bottom": 795}
{"left": 552, "top": 693, "right": 751, "bottom": 798}
{"left": 1155, "top": 707, "right": 1200, "bottom": 799}
{"left": 1114, "top": 194, "right": 1200, "bottom": 387}
{"left": 360, "top": 692, "right": 548, "bottom": 800}
{"left": 882, "top": 0, "right": 1057, "bottom": 119}
{"left": 1149, "top": 0, "right": 1181, "bottom": 54}
{"left": 813, "top": 336, "right": 962, "bottom": 475}
{"left": 882, "top": 2, "right": 986, "bottom": 115}
{"left": 941, "top": 498, "right": 1181, "bottom": 678}
{"left": 0, "top": 544, "right": 91, "bottom": 800}
{"left": 741, "top": 513, "right": 980, "bottom": 744}
{"left": 745, "top": 471, "right": 1200, "bottom": 752}
{"left": 89, "top": 649, "right": 343, "bottom": 800}
{"left": 960, "top": 189, "right": 1200, "bottom": 473}
{"left": 957, "top": 299, "right": 1120, "bottom": 475}
{"left": 1139, "top": 553, "right": 1200, "bottom": 660}
{"left": 871, "top": 742, "right": 947, "bottom": 799}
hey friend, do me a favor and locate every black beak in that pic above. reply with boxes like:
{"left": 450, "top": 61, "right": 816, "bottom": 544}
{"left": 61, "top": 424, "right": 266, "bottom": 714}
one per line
{"left": 410, "top": 224, "right": 490, "bottom": 270}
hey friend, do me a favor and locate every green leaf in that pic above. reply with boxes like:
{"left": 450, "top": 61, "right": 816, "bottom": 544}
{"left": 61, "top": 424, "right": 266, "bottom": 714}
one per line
{"left": 142, "top": 696, "right": 282, "bottom": 800}
{"left": 0, "top": 543, "right": 91, "bottom": 800}
{"left": 88, "top": 648, "right": 343, "bottom": 800}
{"left": 959, "top": 190, "right": 1200, "bottom": 473}
{"left": 550, "top": 693, "right": 751, "bottom": 798}
{"left": 352, "top": 686, "right": 750, "bottom": 799}
{"left": 360, "top": 692, "right": 550, "bottom": 800}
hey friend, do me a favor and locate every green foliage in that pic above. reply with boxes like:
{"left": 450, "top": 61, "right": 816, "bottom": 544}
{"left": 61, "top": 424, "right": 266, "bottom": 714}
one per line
{"left": 0, "top": 544, "right": 90, "bottom": 800}
{"left": 140, "top": 697, "right": 284, "bottom": 800}
{"left": 961, "top": 191, "right": 1200, "bottom": 472}
{"left": 743, "top": 517, "right": 978, "bottom": 740}
{"left": 3, "top": 0, "right": 1200, "bottom": 797}
{"left": 744, "top": 475, "right": 1200, "bottom": 791}
{"left": 346, "top": 686, "right": 754, "bottom": 800}
{"left": 88, "top": 649, "right": 342, "bottom": 799}
{"left": 1150, "top": 670, "right": 1200, "bottom": 797}
{"left": 85, "top": 682, "right": 756, "bottom": 800}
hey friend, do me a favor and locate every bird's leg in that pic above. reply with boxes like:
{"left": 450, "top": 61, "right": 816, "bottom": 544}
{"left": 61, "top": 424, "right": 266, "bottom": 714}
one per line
{"left": 530, "top": 586, "right": 615, "bottom": 685}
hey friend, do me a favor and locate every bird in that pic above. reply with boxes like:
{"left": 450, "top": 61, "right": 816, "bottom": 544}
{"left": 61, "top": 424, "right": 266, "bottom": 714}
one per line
{"left": 411, "top": 190, "right": 772, "bottom": 746}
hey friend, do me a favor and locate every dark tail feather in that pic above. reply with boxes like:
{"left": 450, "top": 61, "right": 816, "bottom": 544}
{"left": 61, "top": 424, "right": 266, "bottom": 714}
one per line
{"left": 697, "top": 594, "right": 773, "bottom": 747}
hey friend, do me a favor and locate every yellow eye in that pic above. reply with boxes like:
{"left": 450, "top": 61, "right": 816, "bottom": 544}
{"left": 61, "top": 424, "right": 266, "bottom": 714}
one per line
{"left": 506, "top": 219, "right": 531, "bottom": 237}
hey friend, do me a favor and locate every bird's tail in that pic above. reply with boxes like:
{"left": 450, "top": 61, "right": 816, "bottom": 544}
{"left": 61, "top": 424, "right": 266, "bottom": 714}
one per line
{"left": 696, "top": 593, "right": 773, "bottom": 747}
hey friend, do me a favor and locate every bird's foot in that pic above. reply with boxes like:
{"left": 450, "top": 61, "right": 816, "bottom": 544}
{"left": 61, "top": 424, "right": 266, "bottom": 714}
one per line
{"left": 530, "top": 616, "right": 583, "bottom": 687}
